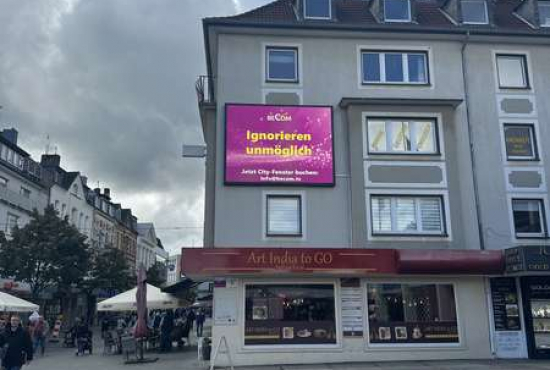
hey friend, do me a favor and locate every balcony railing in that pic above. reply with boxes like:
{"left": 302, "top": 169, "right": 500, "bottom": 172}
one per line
{"left": 195, "top": 75, "right": 215, "bottom": 105}
{"left": 0, "top": 186, "right": 48, "bottom": 213}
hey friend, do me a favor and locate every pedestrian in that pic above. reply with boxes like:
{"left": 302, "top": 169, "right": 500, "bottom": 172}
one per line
{"left": 1, "top": 315, "right": 33, "bottom": 370}
{"left": 32, "top": 317, "right": 47, "bottom": 356}
{"left": 186, "top": 309, "right": 196, "bottom": 332}
{"left": 74, "top": 318, "right": 90, "bottom": 356}
{"left": 196, "top": 309, "right": 205, "bottom": 338}
{"left": 159, "top": 311, "right": 174, "bottom": 352}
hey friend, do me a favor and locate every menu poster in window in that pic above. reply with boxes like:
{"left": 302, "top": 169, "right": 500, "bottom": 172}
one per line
{"left": 490, "top": 278, "right": 521, "bottom": 331}
{"left": 369, "top": 322, "right": 459, "bottom": 344}
{"left": 340, "top": 278, "right": 364, "bottom": 337}
{"left": 214, "top": 288, "right": 238, "bottom": 326}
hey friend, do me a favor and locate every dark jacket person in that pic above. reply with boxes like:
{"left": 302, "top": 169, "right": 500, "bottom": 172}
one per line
{"left": 1, "top": 315, "right": 33, "bottom": 369}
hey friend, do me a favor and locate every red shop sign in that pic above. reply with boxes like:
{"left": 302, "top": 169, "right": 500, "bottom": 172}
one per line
{"left": 180, "top": 248, "right": 398, "bottom": 277}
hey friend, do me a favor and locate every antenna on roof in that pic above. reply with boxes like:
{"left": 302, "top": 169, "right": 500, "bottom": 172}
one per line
{"left": 54, "top": 145, "right": 58, "bottom": 155}
{"left": 45, "top": 135, "right": 50, "bottom": 154}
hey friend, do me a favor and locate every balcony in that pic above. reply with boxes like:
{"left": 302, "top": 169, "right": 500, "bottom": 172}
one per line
{"left": 0, "top": 186, "right": 48, "bottom": 213}
{"left": 195, "top": 75, "right": 215, "bottom": 106}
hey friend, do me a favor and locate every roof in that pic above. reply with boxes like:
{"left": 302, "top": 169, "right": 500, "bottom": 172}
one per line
{"left": 0, "top": 134, "right": 29, "bottom": 157}
{"left": 61, "top": 172, "right": 79, "bottom": 191}
{"left": 204, "top": 0, "right": 549, "bottom": 35}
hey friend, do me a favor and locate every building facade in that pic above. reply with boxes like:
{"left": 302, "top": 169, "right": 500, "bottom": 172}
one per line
{"left": 136, "top": 223, "right": 168, "bottom": 270}
{"left": 166, "top": 254, "right": 182, "bottom": 285}
{"left": 182, "top": 0, "right": 550, "bottom": 366}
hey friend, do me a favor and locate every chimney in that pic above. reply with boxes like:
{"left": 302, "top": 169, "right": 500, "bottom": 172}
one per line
{"left": 104, "top": 188, "right": 111, "bottom": 200}
{"left": 1, "top": 128, "right": 18, "bottom": 145}
{"left": 94, "top": 188, "right": 101, "bottom": 195}
{"left": 81, "top": 176, "right": 88, "bottom": 186}
{"left": 41, "top": 154, "right": 61, "bottom": 168}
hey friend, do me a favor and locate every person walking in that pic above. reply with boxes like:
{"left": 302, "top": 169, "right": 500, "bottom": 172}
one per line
{"left": 74, "top": 318, "right": 90, "bottom": 356}
{"left": 1, "top": 315, "right": 33, "bottom": 370}
{"left": 159, "top": 311, "right": 174, "bottom": 353}
{"left": 186, "top": 309, "right": 196, "bottom": 333}
{"left": 32, "top": 317, "right": 47, "bottom": 356}
{"left": 196, "top": 309, "right": 205, "bottom": 338}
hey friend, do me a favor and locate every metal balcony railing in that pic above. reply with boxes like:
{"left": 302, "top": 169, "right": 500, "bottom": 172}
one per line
{"left": 195, "top": 75, "right": 215, "bottom": 105}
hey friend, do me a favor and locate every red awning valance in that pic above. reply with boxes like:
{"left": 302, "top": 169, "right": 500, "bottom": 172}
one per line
{"left": 397, "top": 249, "right": 504, "bottom": 275}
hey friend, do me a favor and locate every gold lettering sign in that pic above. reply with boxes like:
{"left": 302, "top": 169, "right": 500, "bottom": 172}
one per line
{"left": 245, "top": 251, "right": 335, "bottom": 269}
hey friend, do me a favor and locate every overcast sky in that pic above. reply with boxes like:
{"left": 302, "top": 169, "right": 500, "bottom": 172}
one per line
{"left": 0, "top": 0, "right": 269, "bottom": 254}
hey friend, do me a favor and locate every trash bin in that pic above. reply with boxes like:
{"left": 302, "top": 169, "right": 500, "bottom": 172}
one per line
{"left": 202, "top": 338, "right": 211, "bottom": 360}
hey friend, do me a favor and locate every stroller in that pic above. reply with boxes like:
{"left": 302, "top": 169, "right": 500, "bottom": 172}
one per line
{"left": 76, "top": 330, "right": 93, "bottom": 356}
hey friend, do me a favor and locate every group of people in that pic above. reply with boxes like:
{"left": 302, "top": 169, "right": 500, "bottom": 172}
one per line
{"left": 0, "top": 315, "right": 34, "bottom": 370}
{"left": 152, "top": 308, "right": 206, "bottom": 352}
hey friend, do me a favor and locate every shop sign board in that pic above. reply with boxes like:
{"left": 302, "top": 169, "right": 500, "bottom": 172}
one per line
{"left": 181, "top": 248, "right": 397, "bottom": 277}
{"left": 224, "top": 104, "right": 334, "bottom": 186}
{"left": 340, "top": 278, "right": 364, "bottom": 338}
{"left": 506, "top": 246, "right": 550, "bottom": 273}
{"left": 490, "top": 278, "right": 521, "bottom": 331}
{"left": 505, "top": 126, "right": 534, "bottom": 158}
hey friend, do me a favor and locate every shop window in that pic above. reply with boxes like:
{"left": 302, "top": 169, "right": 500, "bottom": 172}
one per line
{"left": 461, "top": 0, "right": 488, "bottom": 24}
{"left": 540, "top": 1, "right": 550, "bottom": 27}
{"left": 512, "top": 199, "right": 546, "bottom": 238}
{"left": 504, "top": 124, "right": 538, "bottom": 161}
{"left": 367, "top": 283, "right": 459, "bottom": 344}
{"left": 384, "top": 0, "right": 411, "bottom": 22}
{"left": 245, "top": 284, "right": 337, "bottom": 346}
{"left": 367, "top": 118, "right": 437, "bottom": 154}
{"left": 362, "top": 51, "right": 428, "bottom": 85}
{"left": 496, "top": 54, "right": 529, "bottom": 89}
{"left": 371, "top": 195, "right": 445, "bottom": 236}
{"left": 266, "top": 47, "right": 299, "bottom": 83}
{"left": 266, "top": 195, "right": 302, "bottom": 237}
{"left": 304, "top": 0, "right": 331, "bottom": 19}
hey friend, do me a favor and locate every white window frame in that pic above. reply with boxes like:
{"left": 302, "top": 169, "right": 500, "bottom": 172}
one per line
{"left": 502, "top": 123, "right": 538, "bottom": 161}
{"left": 241, "top": 279, "right": 342, "bottom": 350}
{"left": 6, "top": 213, "right": 19, "bottom": 233}
{"left": 361, "top": 51, "right": 429, "bottom": 85}
{"left": 364, "top": 280, "right": 463, "bottom": 348}
{"left": 370, "top": 195, "right": 446, "bottom": 236}
{"left": 262, "top": 191, "right": 306, "bottom": 241}
{"left": 265, "top": 194, "right": 303, "bottom": 237}
{"left": 303, "top": 0, "right": 332, "bottom": 20}
{"left": 461, "top": 0, "right": 489, "bottom": 25}
{"left": 366, "top": 117, "right": 439, "bottom": 155}
{"left": 265, "top": 47, "right": 299, "bottom": 83}
{"left": 495, "top": 54, "right": 530, "bottom": 90}
{"left": 510, "top": 197, "right": 547, "bottom": 239}
{"left": 383, "top": 0, "right": 412, "bottom": 23}
{"left": 540, "top": 2, "right": 550, "bottom": 27}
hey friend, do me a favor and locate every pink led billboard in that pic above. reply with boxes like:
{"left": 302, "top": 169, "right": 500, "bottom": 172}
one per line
{"left": 225, "top": 104, "right": 334, "bottom": 186}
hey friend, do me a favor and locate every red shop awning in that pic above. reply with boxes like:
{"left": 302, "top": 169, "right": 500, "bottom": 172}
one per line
{"left": 397, "top": 249, "right": 504, "bottom": 275}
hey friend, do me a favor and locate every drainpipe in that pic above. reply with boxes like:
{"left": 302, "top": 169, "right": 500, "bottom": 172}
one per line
{"left": 461, "top": 31, "right": 486, "bottom": 251}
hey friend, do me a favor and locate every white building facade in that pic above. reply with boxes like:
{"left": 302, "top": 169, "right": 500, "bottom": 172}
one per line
{"left": 136, "top": 223, "right": 168, "bottom": 270}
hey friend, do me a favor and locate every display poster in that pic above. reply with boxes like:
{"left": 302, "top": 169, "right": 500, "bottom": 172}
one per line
{"left": 340, "top": 278, "right": 364, "bottom": 338}
{"left": 225, "top": 104, "right": 334, "bottom": 186}
{"left": 490, "top": 277, "right": 521, "bottom": 331}
{"left": 368, "top": 322, "right": 459, "bottom": 344}
{"left": 214, "top": 287, "right": 238, "bottom": 326}
{"left": 505, "top": 126, "right": 534, "bottom": 158}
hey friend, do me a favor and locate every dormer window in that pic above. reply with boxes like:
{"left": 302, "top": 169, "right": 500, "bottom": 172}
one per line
{"left": 540, "top": 1, "right": 550, "bottom": 27}
{"left": 304, "top": 0, "right": 331, "bottom": 19}
{"left": 384, "top": 0, "right": 412, "bottom": 22}
{"left": 462, "top": 0, "right": 488, "bottom": 24}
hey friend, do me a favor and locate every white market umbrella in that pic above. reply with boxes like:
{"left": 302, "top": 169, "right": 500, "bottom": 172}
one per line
{"left": 0, "top": 291, "right": 39, "bottom": 312}
{"left": 97, "top": 284, "right": 181, "bottom": 312}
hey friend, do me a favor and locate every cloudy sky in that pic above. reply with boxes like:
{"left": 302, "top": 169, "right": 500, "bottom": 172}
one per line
{"left": 0, "top": 0, "right": 269, "bottom": 254}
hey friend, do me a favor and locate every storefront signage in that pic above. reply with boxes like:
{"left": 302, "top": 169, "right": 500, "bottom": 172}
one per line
{"left": 225, "top": 104, "right": 334, "bottom": 186}
{"left": 505, "top": 126, "right": 533, "bottom": 158}
{"left": 506, "top": 246, "right": 550, "bottom": 273}
{"left": 180, "top": 248, "right": 397, "bottom": 277}
{"left": 490, "top": 278, "right": 521, "bottom": 331}
{"left": 340, "top": 278, "right": 364, "bottom": 338}
{"left": 369, "top": 322, "right": 459, "bottom": 344}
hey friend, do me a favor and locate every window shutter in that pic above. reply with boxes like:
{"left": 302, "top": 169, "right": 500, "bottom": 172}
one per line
{"left": 420, "top": 198, "right": 443, "bottom": 232}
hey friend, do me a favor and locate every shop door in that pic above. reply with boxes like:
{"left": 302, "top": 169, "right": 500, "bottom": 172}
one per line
{"left": 521, "top": 277, "right": 550, "bottom": 359}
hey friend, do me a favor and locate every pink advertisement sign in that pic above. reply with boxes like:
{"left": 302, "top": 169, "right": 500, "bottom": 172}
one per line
{"left": 225, "top": 104, "right": 334, "bottom": 186}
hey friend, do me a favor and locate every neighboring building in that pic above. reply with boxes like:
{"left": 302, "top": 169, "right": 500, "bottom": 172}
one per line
{"left": 40, "top": 154, "right": 94, "bottom": 237}
{"left": 136, "top": 223, "right": 168, "bottom": 270}
{"left": 180, "top": 0, "right": 550, "bottom": 366}
{"left": 0, "top": 129, "right": 48, "bottom": 236}
{"left": 166, "top": 254, "right": 182, "bottom": 285}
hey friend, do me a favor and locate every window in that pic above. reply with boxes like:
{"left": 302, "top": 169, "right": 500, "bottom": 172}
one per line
{"left": 362, "top": 51, "right": 429, "bottom": 84}
{"left": 367, "top": 284, "right": 459, "bottom": 344}
{"left": 266, "top": 47, "right": 298, "bottom": 83}
{"left": 6, "top": 213, "right": 19, "bottom": 233}
{"left": 61, "top": 204, "right": 67, "bottom": 217}
{"left": 496, "top": 54, "right": 529, "bottom": 89}
{"left": 20, "top": 187, "right": 31, "bottom": 198}
{"left": 245, "top": 284, "right": 336, "bottom": 345}
{"left": 462, "top": 0, "right": 488, "bottom": 24}
{"left": 0, "top": 177, "right": 8, "bottom": 187}
{"left": 512, "top": 199, "right": 546, "bottom": 238}
{"left": 266, "top": 195, "right": 302, "bottom": 236}
{"left": 371, "top": 196, "right": 445, "bottom": 235}
{"left": 540, "top": 2, "right": 550, "bottom": 27}
{"left": 504, "top": 124, "right": 538, "bottom": 161}
{"left": 304, "top": 0, "right": 331, "bottom": 19}
{"left": 367, "top": 118, "right": 437, "bottom": 154}
{"left": 384, "top": 0, "right": 411, "bottom": 22}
